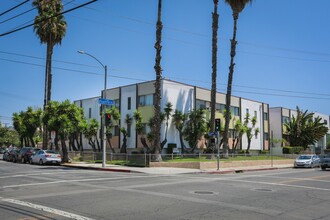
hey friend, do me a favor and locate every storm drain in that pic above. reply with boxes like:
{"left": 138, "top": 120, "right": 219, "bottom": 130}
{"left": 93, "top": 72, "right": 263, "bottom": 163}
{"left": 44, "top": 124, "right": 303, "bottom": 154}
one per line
{"left": 253, "top": 188, "right": 274, "bottom": 192}
{"left": 193, "top": 191, "right": 216, "bottom": 195}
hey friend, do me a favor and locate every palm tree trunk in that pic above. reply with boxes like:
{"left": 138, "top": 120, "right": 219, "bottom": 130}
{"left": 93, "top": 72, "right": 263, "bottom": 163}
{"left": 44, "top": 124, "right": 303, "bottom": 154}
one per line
{"left": 61, "top": 137, "right": 69, "bottom": 163}
{"left": 223, "top": 12, "right": 239, "bottom": 158}
{"left": 153, "top": 0, "right": 163, "bottom": 162}
{"left": 210, "top": 1, "right": 219, "bottom": 135}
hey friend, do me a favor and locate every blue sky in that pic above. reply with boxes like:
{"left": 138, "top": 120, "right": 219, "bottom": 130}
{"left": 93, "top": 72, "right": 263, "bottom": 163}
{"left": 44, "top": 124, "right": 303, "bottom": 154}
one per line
{"left": 1, "top": 0, "right": 330, "bottom": 126}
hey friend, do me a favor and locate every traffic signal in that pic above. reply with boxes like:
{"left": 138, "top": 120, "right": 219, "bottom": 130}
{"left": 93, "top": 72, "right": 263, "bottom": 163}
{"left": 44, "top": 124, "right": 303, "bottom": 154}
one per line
{"left": 215, "top": 119, "right": 221, "bottom": 132}
{"left": 105, "top": 113, "right": 111, "bottom": 126}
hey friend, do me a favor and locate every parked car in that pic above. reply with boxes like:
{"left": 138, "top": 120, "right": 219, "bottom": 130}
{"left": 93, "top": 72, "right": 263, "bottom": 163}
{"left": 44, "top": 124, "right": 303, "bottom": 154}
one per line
{"left": 7, "top": 148, "right": 20, "bottom": 162}
{"left": 294, "top": 155, "right": 320, "bottom": 168}
{"left": 0, "top": 148, "right": 5, "bottom": 154}
{"left": 17, "top": 147, "right": 38, "bottom": 163}
{"left": 2, "top": 149, "right": 9, "bottom": 161}
{"left": 28, "top": 148, "right": 41, "bottom": 164}
{"left": 30, "top": 150, "right": 62, "bottom": 165}
{"left": 320, "top": 154, "right": 330, "bottom": 171}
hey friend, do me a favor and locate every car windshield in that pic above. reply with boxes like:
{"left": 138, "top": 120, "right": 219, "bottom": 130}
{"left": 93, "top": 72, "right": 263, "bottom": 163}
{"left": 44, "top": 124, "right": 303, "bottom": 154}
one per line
{"left": 298, "top": 156, "right": 312, "bottom": 160}
{"left": 45, "top": 150, "right": 58, "bottom": 154}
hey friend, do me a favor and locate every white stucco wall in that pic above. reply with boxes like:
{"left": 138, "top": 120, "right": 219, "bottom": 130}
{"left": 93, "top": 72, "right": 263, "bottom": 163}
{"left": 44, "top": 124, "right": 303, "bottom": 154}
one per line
{"left": 161, "top": 80, "right": 194, "bottom": 150}
{"left": 240, "top": 99, "right": 263, "bottom": 151}
{"left": 120, "top": 85, "right": 137, "bottom": 149}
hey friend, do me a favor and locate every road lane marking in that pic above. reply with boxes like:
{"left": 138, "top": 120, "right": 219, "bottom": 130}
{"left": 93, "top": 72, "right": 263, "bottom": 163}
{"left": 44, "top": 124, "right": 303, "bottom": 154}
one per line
{"left": 2, "top": 198, "right": 95, "bottom": 220}
{"left": 222, "top": 178, "right": 330, "bottom": 191}
{"left": 0, "top": 175, "right": 163, "bottom": 189}
{"left": 113, "top": 187, "right": 283, "bottom": 216}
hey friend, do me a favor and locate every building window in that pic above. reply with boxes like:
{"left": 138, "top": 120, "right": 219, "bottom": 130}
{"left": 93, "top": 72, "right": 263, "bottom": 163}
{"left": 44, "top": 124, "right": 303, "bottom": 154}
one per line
{"left": 324, "top": 120, "right": 328, "bottom": 125}
{"left": 196, "top": 100, "right": 209, "bottom": 110}
{"left": 216, "top": 104, "right": 226, "bottom": 113}
{"left": 264, "top": 133, "right": 269, "bottom": 140}
{"left": 246, "top": 108, "right": 249, "bottom": 115}
{"left": 128, "top": 97, "right": 131, "bottom": 110}
{"left": 282, "top": 116, "right": 289, "bottom": 124}
{"left": 264, "top": 112, "right": 268, "bottom": 121}
{"left": 254, "top": 111, "right": 257, "bottom": 118}
{"left": 88, "top": 108, "right": 92, "bottom": 119}
{"left": 139, "top": 94, "right": 153, "bottom": 106}
{"left": 230, "top": 106, "right": 240, "bottom": 116}
{"left": 127, "top": 124, "right": 131, "bottom": 137}
{"left": 113, "top": 99, "right": 119, "bottom": 109}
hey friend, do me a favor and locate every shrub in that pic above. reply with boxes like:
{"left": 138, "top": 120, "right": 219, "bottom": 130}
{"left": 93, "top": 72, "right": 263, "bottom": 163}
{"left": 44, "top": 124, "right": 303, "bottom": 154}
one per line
{"left": 282, "top": 146, "right": 303, "bottom": 154}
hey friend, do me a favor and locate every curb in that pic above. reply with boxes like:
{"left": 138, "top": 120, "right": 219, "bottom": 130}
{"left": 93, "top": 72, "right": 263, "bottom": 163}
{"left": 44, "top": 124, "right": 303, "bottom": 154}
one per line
{"left": 61, "top": 164, "right": 142, "bottom": 173}
{"left": 200, "top": 166, "right": 291, "bottom": 174}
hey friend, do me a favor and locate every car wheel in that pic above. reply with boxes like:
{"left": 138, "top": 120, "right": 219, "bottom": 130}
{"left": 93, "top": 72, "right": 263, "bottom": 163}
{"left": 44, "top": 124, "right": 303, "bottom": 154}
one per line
{"left": 22, "top": 157, "right": 25, "bottom": 163}
{"left": 321, "top": 166, "right": 326, "bottom": 171}
{"left": 39, "top": 159, "right": 43, "bottom": 165}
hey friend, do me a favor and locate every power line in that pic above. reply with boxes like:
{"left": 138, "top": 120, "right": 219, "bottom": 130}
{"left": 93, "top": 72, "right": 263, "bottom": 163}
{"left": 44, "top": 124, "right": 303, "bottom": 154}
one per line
{"left": 0, "top": 0, "right": 30, "bottom": 17}
{"left": 0, "top": 50, "right": 101, "bottom": 68}
{"left": 0, "top": 0, "right": 98, "bottom": 37}
{"left": 2, "top": 56, "right": 330, "bottom": 101}
{"left": 0, "top": 7, "right": 35, "bottom": 25}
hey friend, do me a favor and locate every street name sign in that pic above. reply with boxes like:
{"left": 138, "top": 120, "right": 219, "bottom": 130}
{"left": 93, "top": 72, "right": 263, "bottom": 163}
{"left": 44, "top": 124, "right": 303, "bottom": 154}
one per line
{"left": 98, "top": 98, "right": 114, "bottom": 106}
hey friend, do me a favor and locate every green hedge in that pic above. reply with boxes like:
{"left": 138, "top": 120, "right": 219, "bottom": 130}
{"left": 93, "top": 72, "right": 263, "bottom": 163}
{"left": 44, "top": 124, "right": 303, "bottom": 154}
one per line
{"left": 282, "top": 146, "right": 303, "bottom": 154}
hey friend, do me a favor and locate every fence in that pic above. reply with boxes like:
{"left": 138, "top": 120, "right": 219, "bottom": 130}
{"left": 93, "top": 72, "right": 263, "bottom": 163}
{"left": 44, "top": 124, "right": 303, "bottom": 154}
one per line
{"left": 67, "top": 151, "right": 295, "bottom": 167}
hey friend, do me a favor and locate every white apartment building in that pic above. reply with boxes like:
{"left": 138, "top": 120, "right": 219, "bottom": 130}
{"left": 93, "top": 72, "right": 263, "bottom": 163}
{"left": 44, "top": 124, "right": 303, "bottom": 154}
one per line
{"left": 75, "top": 79, "right": 270, "bottom": 153}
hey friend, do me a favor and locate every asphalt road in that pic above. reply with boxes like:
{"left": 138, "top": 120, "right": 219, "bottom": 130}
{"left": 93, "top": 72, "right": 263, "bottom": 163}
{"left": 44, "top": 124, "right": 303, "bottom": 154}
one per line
{"left": 1, "top": 157, "right": 330, "bottom": 220}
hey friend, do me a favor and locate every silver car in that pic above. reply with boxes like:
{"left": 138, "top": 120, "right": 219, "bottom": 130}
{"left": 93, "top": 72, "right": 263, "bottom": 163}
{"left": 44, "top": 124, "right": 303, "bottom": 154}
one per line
{"left": 31, "top": 150, "right": 62, "bottom": 165}
{"left": 294, "top": 155, "right": 320, "bottom": 168}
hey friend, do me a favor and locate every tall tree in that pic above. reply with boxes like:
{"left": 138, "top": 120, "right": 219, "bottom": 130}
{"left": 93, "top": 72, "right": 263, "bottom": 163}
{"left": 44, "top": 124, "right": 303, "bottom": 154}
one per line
{"left": 223, "top": 0, "right": 252, "bottom": 157}
{"left": 33, "top": 0, "right": 67, "bottom": 149}
{"left": 153, "top": 0, "right": 163, "bottom": 161}
{"left": 0, "top": 122, "right": 19, "bottom": 147}
{"left": 210, "top": 0, "right": 219, "bottom": 134}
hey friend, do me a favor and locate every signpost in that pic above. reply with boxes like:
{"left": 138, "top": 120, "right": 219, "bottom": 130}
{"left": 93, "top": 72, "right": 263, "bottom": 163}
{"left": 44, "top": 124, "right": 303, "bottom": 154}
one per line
{"left": 98, "top": 98, "right": 113, "bottom": 106}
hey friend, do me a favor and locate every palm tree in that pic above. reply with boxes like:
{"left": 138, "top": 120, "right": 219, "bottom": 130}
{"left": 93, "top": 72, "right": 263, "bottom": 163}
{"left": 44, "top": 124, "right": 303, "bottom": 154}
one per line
{"left": 161, "top": 102, "right": 173, "bottom": 150}
{"left": 223, "top": 0, "right": 252, "bottom": 157}
{"left": 243, "top": 113, "right": 259, "bottom": 154}
{"left": 183, "top": 109, "right": 208, "bottom": 153}
{"left": 33, "top": 0, "right": 67, "bottom": 149}
{"left": 120, "top": 114, "right": 133, "bottom": 153}
{"left": 153, "top": 0, "right": 163, "bottom": 161}
{"left": 210, "top": 0, "right": 219, "bottom": 134}
{"left": 172, "top": 110, "right": 187, "bottom": 154}
{"left": 284, "top": 107, "right": 328, "bottom": 150}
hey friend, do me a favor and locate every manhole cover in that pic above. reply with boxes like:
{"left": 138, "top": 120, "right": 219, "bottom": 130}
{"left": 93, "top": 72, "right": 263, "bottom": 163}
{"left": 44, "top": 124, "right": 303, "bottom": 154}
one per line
{"left": 194, "top": 191, "right": 215, "bottom": 195}
{"left": 253, "top": 188, "right": 273, "bottom": 192}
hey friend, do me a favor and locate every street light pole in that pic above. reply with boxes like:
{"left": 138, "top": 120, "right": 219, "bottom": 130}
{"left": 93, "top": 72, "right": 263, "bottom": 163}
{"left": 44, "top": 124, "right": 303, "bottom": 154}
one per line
{"left": 78, "top": 50, "right": 107, "bottom": 168}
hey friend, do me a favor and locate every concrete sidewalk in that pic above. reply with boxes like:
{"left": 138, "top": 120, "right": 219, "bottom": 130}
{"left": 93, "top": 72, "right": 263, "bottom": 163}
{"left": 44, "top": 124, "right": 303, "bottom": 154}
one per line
{"left": 62, "top": 162, "right": 293, "bottom": 175}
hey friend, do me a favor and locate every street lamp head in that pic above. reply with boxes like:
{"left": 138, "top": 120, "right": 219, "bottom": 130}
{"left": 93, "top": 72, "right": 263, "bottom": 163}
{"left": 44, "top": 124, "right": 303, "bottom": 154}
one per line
{"left": 77, "top": 50, "right": 85, "bottom": 54}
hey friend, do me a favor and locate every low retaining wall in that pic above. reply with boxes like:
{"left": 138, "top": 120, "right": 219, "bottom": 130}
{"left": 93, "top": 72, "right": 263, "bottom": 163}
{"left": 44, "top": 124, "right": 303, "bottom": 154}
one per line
{"left": 150, "top": 159, "right": 294, "bottom": 169}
